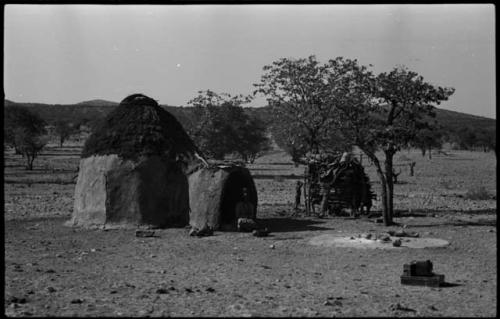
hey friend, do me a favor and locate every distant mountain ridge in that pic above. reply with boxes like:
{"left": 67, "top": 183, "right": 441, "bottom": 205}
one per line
{"left": 4, "top": 99, "right": 495, "bottom": 133}
{"left": 77, "top": 99, "right": 119, "bottom": 106}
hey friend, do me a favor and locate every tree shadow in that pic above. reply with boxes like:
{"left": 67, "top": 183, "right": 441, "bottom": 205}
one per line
{"left": 440, "top": 282, "right": 462, "bottom": 288}
{"left": 391, "top": 208, "right": 497, "bottom": 217}
{"left": 253, "top": 174, "right": 302, "bottom": 180}
{"left": 361, "top": 209, "right": 496, "bottom": 227}
{"left": 393, "top": 181, "right": 411, "bottom": 185}
{"left": 257, "top": 217, "right": 334, "bottom": 233}
{"left": 248, "top": 167, "right": 294, "bottom": 171}
{"left": 407, "top": 219, "right": 496, "bottom": 228}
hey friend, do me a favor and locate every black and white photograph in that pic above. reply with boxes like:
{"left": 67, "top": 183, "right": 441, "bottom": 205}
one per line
{"left": 3, "top": 3, "right": 496, "bottom": 317}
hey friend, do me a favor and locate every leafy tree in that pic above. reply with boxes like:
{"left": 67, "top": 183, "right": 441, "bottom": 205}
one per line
{"left": 14, "top": 128, "right": 49, "bottom": 170}
{"left": 474, "top": 127, "right": 496, "bottom": 153}
{"left": 307, "top": 58, "right": 454, "bottom": 225}
{"left": 449, "top": 126, "right": 495, "bottom": 151}
{"left": 339, "top": 65, "right": 454, "bottom": 225}
{"left": 4, "top": 106, "right": 46, "bottom": 153}
{"left": 187, "top": 90, "right": 270, "bottom": 161}
{"left": 254, "top": 55, "right": 349, "bottom": 160}
{"left": 411, "top": 126, "right": 444, "bottom": 159}
{"left": 234, "top": 116, "right": 272, "bottom": 163}
{"left": 256, "top": 56, "right": 455, "bottom": 225}
{"left": 270, "top": 118, "right": 309, "bottom": 166}
{"left": 456, "top": 126, "right": 477, "bottom": 150}
{"left": 54, "top": 120, "right": 76, "bottom": 147}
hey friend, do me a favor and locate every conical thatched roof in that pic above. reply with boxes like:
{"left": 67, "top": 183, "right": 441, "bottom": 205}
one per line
{"left": 82, "top": 94, "right": 199, "bottom": 161}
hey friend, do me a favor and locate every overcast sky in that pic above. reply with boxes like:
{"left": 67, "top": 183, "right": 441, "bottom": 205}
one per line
{"left": 4, "top": 4, "right": 495, "bottom": 118}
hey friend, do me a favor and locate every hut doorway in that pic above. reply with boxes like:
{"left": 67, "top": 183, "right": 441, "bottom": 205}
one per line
{"left": 219, "top": 171, "right": 257, "bottom": 228}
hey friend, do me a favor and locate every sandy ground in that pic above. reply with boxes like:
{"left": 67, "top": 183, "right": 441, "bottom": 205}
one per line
{"left": 4, "top": 207, "right": 497, "bottom": 317}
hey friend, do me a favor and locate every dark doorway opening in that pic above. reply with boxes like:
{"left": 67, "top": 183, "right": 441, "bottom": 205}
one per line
{"left": 219, "top": 172, "right": 257, "bottom": 229}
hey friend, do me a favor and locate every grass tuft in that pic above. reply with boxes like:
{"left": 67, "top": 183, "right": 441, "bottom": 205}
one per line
{"left": 464, "top": 186, "right": 493, "bottom": 200}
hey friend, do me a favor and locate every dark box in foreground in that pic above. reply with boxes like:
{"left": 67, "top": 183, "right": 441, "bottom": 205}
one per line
{"left": 401, "top": 260, "right": 445, "bottom": 287}
{"left": 401, "top": 274, "right": 445, "bottom": 287}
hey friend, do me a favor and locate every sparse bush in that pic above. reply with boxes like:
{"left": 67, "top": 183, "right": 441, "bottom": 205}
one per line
{"left": 54, "top": 120, "right": 76, "bottom": 147}
{"left": 274, "top": 175, "right": 285, "bottom": 183}
{"left": 187, "top": 90, "right": 270, "bottom": 162}
{"left": 439, "top": 178, "right": 454, "bottom": 190}
{"left": 398, "top": 154, "right": 412, "bottom": 162}
{"left": 4, "top": 105, "right": 46, "bottom": 153}
{"left": 14, "top": 128, "right": 49, "bottom": 170}
{"left": 464, "top": 186, "right": 492, "bottom": 200}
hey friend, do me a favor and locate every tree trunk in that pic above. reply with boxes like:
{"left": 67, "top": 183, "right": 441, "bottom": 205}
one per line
{"left": 26, "top": 153, "right": 35, "bottom": 170}
{"left": 375, "top": 162, "right": 391, "bottom": 225}
{"left": 304, "top": 166, "right": 310, "bottom": 216}
{"left": 428, "top": 148, "right": 432, "bottom": 159}
{"left": 384, "top": 151, "right": 395, "bottom": 224}
{"left": 359, "top": 148, "right": 392, "bottom": 225}
{"left": 409, "top": 162, "right": 415, "bottom": 176}
{"left": 319, "top": 182, "right": 331, "bottom": 217}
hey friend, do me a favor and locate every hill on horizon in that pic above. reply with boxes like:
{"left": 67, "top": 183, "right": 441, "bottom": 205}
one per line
{"left": 77, "top": 99, "right": 119, "bottom": 107}
{"left": 4, "top": 99, "right": 495, "bottom": 135}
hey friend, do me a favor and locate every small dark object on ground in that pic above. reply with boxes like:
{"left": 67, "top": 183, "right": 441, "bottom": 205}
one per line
{"left": 404, "top": 260, "right": 434, "bottom": 276}
{"left": 378, "top": 235, "right": 391, "bottom": 242}
{"left": 252, "top": 228, "right": 270, "bottom": 237}
{"left": 135, "top": 230, "right": 156, "bottom": 238}
{"left": 367, "top": 212, "right": 381, "bottom": 218}
{"left": 237, "top": 218, "right": 258, "bottom": 232}
{"left": 375, "top": 218, "right": 384, "bottom": 223}
{"left": 390, "top": 303, "right": 416, "bottom": 312}
{"left": 8, "top": 296, "right": 27, "bottom": 304}
{"left": 70, "top": 299, "right": 84, "bottom": 304}
{"left": 388, "top": 230, "right": 420, "bottom": 238}
{"left": 392, "top": 239, "right": 402, "bottom": 247}
{"left": 189, "top": 226, "right": 213, "bottom": 237}
{"left": 401, "top": 260, "right": 445, "bottom": 287}
{"left": 156, "top": 288, "right": 168, "bottom": 294}
{"left": 401, "top": 274, "right": 445, "bottom": 287}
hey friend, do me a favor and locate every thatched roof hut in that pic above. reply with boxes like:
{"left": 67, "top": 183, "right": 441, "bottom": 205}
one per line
{"left": 188, "top": 164, "right": 258, "bottom": 230}
{"left": 69, "top": 94, "right": 205, "bottom": 229}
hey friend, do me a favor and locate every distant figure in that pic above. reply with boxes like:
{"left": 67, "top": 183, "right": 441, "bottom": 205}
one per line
{"left": 409, "top": 162, "right": 416, "bottom": 176}
{"left": 319, "top": 181, "right": 331, "bottom": 217}
{"left": 294, "top": 181, "right": 303, "bottom": 209}
{"left": 235, "top": 188, "right": 254, "bottom": 219}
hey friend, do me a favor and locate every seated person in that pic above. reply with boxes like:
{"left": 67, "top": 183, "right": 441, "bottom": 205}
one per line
{"left": 235, "top": 187, "right": 254, "bottom": 219}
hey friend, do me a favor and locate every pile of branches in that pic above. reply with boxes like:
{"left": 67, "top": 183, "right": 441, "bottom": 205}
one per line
{"left": 305, "top": 153, "right": 376, "bottom": 216}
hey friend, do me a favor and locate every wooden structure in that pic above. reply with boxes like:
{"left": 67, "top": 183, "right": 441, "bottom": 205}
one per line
{"left": 304, "top": 153, "right": 376, "bottom": 216}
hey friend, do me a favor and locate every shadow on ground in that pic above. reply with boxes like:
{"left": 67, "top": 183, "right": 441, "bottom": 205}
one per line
{"left": 258, "top": 217, "right": 334, "bottom": 233}
{"left": 248, "top": 167, "right": 293, "bottom": 171}
{"left": 385, "top": 208, "right": 496, "bottom": 217}
{"left": 407, "top": 219, "right": 496, "bottom": 228}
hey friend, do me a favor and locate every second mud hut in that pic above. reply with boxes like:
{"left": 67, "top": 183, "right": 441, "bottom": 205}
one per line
{"left": 188, "top": 164, "right": 258, "bottom": 230}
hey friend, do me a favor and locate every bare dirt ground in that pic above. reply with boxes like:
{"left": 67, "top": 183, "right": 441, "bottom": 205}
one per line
{"left": 3, "top": 143, "right": 497, "bottom": 317}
